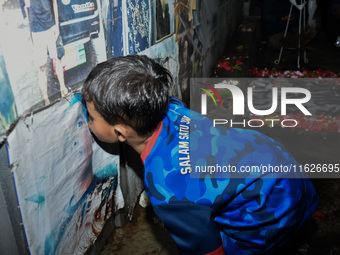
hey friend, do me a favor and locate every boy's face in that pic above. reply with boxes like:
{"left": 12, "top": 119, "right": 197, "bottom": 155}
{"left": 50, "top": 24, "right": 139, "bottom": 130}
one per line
{"left": 86, "top": 101, "right": 118, "bottom": 143}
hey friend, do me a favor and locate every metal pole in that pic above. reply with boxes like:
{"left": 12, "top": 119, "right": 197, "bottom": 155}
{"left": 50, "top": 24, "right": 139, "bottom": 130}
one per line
{"left": 274, "top": 3, "right": 294, "bottom": 65}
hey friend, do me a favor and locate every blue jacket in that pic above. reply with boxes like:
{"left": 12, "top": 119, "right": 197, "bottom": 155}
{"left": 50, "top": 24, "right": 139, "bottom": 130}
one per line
{"left": 141, "top": 97, "right": 319, "bottom": 255}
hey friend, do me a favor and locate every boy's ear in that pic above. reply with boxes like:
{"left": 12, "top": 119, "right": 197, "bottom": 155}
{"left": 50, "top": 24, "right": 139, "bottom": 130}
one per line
{"left": 114, "top": 125, "right": 128, "bottom": 142}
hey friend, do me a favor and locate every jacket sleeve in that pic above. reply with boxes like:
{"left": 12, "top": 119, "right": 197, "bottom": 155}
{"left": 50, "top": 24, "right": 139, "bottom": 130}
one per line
{"left": 152, "top": 202, "right": 224, "bottom": 255}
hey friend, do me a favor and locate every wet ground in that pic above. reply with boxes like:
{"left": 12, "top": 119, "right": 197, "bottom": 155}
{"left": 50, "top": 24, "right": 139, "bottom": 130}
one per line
{"left": 101, "top": 4, "right": 340, "bottom": 255}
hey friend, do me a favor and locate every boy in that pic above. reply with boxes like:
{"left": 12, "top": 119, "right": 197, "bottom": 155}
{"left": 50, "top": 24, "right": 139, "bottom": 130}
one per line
{"left": 82, "top": 55, "right": 319, "bottom": 255}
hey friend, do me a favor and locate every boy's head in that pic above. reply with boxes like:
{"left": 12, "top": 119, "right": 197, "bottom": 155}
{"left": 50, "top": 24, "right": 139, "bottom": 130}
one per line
{"left": 82, "top": 55, "right": 173, "bottom": 139}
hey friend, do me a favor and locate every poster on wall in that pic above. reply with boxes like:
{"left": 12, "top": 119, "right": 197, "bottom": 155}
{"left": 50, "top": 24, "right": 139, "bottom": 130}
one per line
{"left": 0, "top": 0, "right": 106, "bottom": 116}
{"left": 126, "top": 0, "right": 150, "bottom": 55}
{"left": 152, "top": 0, "right": 175, "bottom": 43}
{"left": 102, "top": 0, "right": 124, "bottom": 58}
{"left": 6, "top": 95, "right": 122, "bottom": 255}
{"left": 177, "top": 30, "right": 193, "bottom": 105}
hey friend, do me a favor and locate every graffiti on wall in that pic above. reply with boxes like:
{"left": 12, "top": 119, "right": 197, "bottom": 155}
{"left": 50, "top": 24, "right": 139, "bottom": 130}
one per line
{"left": 6, "top": 95, "right": 122, "bottom": 255}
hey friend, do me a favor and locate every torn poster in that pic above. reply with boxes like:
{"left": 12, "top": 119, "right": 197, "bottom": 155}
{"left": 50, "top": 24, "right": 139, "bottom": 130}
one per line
{"left": 6, "top": 94, "right": 122, "bottom": 255}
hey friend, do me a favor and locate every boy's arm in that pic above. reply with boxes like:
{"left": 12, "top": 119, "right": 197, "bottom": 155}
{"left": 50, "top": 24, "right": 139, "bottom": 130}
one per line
{"left": 152, "top": 202, "right": 224, "bottom": 255}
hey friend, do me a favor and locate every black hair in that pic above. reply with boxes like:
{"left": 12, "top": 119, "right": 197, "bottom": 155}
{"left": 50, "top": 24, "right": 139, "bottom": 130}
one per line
{"left": 82, "top": 55, "right": 173, "bottom": 138}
